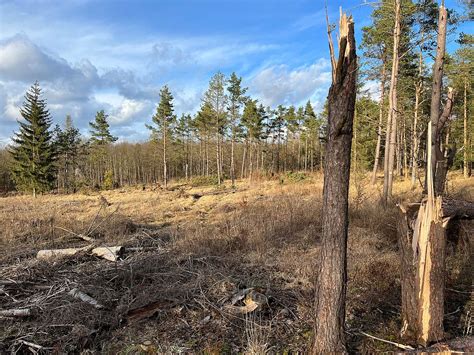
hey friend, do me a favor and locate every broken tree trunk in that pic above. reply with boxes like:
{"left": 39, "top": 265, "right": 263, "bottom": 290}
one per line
{"left": 313, "top": 10, "right": 357, "bottom": 354}
{"left": 397, "top": 4, "right": 461, "bottom": 346}
{"left": 401, "top": 123, "right": 444, "bottom": 346}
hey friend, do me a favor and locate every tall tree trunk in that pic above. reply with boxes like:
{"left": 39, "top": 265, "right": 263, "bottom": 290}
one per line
{"left": 371, "top": 63, "right": 386, "bottom": 184}
{"left": 403, "top": 118, "right": 408, "bottom": 179}
{"left": 304, "top": 136, "right": 308, "bottom": 171}
{"left": 231, "top": 130, "right": 236, "bottom": 186}
{"left": 241, "top": 142, "right": 247, "bottom": 179}
{"left": 163, "top": 125, "right": 167, "bottom": 188}
{"left": 399, "top": 5, "right": 454, "bottom": 346}
{"left": 313, "top": 12, "right": 357, "bottom": 354}
{"left": 428, "top": 5, "right": 452, "bottom": 197}
{"left": 463, "top": 78, "right": 469, "bottom": 178}
{"left": 382, "top": 0, "right": 401, "bottom": 205}
{"left": 411, "top": 41, "right": 424, "bottom": 188}
{"left": 411, "top": 84, "right": 422, "bottom": 187}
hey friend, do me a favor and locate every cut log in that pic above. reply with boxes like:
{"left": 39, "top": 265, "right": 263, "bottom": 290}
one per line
{"left": 37, "top": 246, "right": 90, "bottom": 260}
{"left": 68, "top": 288, "right": 104, "bottom": 309}
{"left": 0, "top": 308, "right": 31, "bottom": 317}
{"left": 37, "top": 245, "right": 123, "bottom": 261}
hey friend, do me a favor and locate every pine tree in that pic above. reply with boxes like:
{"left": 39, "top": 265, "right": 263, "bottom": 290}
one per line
{"left": 227, "top": 72, "right": 247, "bottom": 186}
{"left": 303, "top": 101, "right": 321, "bottom": 171}
{"left": 10, "top": 82, "right": 56, "bottom": 197}
{"left": 146, "top": 85, "right": 176, "bottom": 187}
{"left": 203, "top": 72, "right": 227, "bottom": 185}
{"left": 89, "top": 110, "right": 118, "bottom": 145}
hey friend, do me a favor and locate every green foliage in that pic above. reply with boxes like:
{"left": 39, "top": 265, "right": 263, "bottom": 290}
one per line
{"left": 203, "top": 72, "right": 228, "bottom": 135}
{"left": 102, "top": 169, "right": 114, "bottom": 190}
{"left": 89, "top": 110, "right": 118, "bottom": 146}
{"left": 280, "top": 171, "right": 308, "bottom": 184}
{"left": 242, "top": 99, "right": 266, "bottom": 140}
{"left": 147, "top": 85, "right": 176, "bottom": 140}
{"left": 0, "top": 149, "right": 15, "bottom": 193}
{"left": 190, "top": 174, "right": 220, "bottom": 187}
{"left": 53, "top": 115, "right": 83, "bottom": 192}
{"left": 9, "top": 82, "right": 57, "bottom": 195}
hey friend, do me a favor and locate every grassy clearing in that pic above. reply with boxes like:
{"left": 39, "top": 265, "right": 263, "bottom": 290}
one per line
{"left": 0, "top": 173, "right": 472, "bottom": 353}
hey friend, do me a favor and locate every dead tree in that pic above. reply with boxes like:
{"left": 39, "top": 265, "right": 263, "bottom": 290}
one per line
{"left": 397, "top": 4, "right": 473, "bottom": 346}
{"left": 313, "top": 10, "right": 357, "bottom": 353}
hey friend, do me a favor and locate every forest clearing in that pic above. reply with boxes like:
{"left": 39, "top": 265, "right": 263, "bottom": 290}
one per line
{"left": 0, "top": 173, "right": 472, "bottom": 353}
{"left": 0, "top": 0, "right": 473, "bottom": 353}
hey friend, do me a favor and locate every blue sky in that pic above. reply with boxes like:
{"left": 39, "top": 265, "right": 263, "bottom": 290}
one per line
{"left": 0, "top": 0, "right": 470, "bottom": 144}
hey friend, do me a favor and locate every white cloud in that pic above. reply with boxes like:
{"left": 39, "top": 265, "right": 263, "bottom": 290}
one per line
{"left": 109, "top": 98, "right": 151, "bottom": 125}
{"left": 0, "top": 35, "right": 76, "bottom": 82}
{"left": 250, "top": 58, "right": 331, "bottom": 107}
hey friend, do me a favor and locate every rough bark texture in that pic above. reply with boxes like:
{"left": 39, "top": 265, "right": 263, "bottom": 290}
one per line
{"left": 382, "top": 0, "right": 401, "bottom": 205}
{"left": 397, "top": 204, "right": 420, "bottom": 341}
{"left": 398, "top": 6, "right": 459, "bottom": 347}
{"left": 312, "top": 12, "right": 357, "bottom": 354}
{"left": 398, "top": 198, "right": 448, "bottom": 346}
{"left": 371, "top": 63, "right": 386, "bottom": 185}
{"left": 428, "top": 6, "right": 454, "bottom": 197}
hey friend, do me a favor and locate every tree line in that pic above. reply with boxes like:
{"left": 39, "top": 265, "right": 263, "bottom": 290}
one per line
{"left": 0, "top": 0, "right": 472, "bottom": 196}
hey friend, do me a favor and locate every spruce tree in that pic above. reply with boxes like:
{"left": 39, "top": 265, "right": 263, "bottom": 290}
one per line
{"left": 10, "top": 82, "right": 56, "bottom": 197}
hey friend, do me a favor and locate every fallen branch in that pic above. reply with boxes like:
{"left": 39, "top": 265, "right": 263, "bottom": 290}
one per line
{"left": 55, "top": 226, "right": 96, "bottom": 243}
{"left": 68, "top": 288, "right": 104, "bottom": 309}
{"left": 15, "top": 339, "right": 44, "bottom": 350}
{"left": 360, "top": 331, "right": 415, "bottom": 351}
{"left": 0, "top": 308, "right": 32, "bottom": 317}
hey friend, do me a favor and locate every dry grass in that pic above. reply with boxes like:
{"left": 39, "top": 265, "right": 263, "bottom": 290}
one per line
{"left": 0, "top": 172, "right": 473, "bottom": 353}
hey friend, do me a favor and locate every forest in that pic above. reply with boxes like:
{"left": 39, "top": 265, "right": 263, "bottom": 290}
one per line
{"left": 0, "top": 0, "right": 473, "bottom": 353}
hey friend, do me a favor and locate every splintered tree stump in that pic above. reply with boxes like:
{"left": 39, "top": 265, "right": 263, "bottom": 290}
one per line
{"left": 398, "top": 197, "right": 446, "bottom": 346}
{"left": 398, "top": 196, "right": 474, "bottom": 346}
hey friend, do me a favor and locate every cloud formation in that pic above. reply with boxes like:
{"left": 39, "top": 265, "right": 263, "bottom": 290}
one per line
{"left": 250, "top": 59, "right": 332, "bottom": 107}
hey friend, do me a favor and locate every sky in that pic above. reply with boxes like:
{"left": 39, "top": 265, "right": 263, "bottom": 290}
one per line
{"left": 0, "top": 0, "right": 471, "bottom": 145}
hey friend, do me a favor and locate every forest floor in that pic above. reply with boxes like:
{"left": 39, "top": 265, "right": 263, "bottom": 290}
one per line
{"left": 0, "top": 172, "right": 473, "bottom": 354}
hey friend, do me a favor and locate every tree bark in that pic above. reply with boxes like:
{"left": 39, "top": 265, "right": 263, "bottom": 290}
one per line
{"left": 371, "top": 63, "right": 386, "bottom": 185}
{"left": 463, "top": 79, "right": 469, "bottom": 178}
{"left": 428, "top": 5, "right": 452, "bottom": 197}
{"left": 313, "top": 11, "right": 357, "bottom": 354}
{"left": 383, "top": 0, "right": 401, "bottom": 205}
{"left": 399, "top": 6, "right": 456, "bottom": 346}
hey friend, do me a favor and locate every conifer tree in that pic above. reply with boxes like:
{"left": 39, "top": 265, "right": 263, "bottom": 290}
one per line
{"left": 89, "top": 110, "right": 118, "bottom": 145}
{"left": 147, "top": 85, "right": 176, "bottom": 187}
{"left": 203, "top": 72, "right": 227, "bottom": 185}
{"left": 303, "top": 101, "right": 321, "bottom": 171}
{"left": 88, "top": 110, "right": 117, "bottom": 188}
{"left": 10, "top": 82, "right": 56, "bottom": 197}
{"left": 227, "top": 72, "right": 247, "bottom": 186}
{"left": 54, "top": 115, "right": 82, "bottom": 192}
